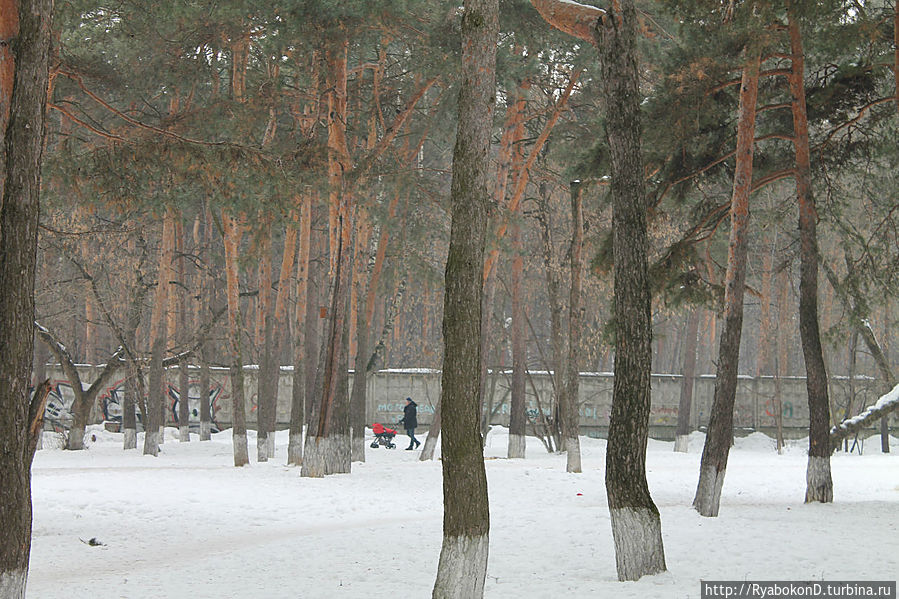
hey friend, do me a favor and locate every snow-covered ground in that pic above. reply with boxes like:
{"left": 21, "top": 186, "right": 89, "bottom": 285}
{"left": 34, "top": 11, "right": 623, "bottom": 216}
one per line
{"left": 28, "top": 427, "right": 899, "bottom": 598}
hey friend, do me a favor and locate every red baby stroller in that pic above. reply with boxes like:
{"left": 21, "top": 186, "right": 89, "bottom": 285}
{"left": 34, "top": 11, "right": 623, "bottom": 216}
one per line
{"left": 370, "top": 423, "right": 398, "bottom": 449}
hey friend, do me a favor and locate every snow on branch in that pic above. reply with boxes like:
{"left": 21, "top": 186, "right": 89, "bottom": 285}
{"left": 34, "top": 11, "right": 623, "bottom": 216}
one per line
{"left": 530, "top": 0, "right": 605, "bottom": 43}
{"left": 830, "top": 383, "right": 899, "bottom": 446}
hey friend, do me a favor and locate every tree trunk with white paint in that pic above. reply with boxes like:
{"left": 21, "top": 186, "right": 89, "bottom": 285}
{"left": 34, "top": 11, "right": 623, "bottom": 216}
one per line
{"left": 595, "top": 0, "right": 667, "bottom": 581}
{"left": 508, "top": 222, "right": 526, "bottom": 459}
{"left": 674, "top": 309, "right": 700, "bottom": 453}
{"left": 536, "top": 188, "right": 564, "bottom": 454}
{"left": 178, "top": 357, "right": 190, "bottom": 442}
{"left": 197, "top": 202, "right": 214, "bottom": 442}
{"left": 432, "top": 0, "right": 497, "bottom": 595}
{"left": 788, "top": 8, "right": 832, "bottom": 503}
{"left": 145, "top": 209, "right": 175, "bottom": 456}
{"left": 0, "top": 0, "right": 53, "bottom": 592}
{"left": 198, "top": 345, "right": 212, "bottom": 441}
{"left": 122, "top": 369, "right": 139, "bottom": 450}
{"left": 222, "top": 211, "right": 249, "bottom": 467}
{"left": 288, "top": 197, "right": 313, "bottom": 465}
{"left": 34, "top": 324, "right": 125, "bottom": 451}
{"left": 693, "top": 49, "right": 760, "bottom": 518}
{"left": 255, "top": 220, "right": 275, "bottom": 462}
{"left": 565, "top": 182, "right": 583, "bottom": 473}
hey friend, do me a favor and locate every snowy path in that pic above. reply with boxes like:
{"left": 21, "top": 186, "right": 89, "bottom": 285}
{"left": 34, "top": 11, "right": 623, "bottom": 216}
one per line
{"left": 26, "top": 428, "right": 899, "bottom": 598}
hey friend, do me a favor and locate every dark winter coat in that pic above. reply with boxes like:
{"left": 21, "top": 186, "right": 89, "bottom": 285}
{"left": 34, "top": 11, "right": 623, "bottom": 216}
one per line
{"left": 401, "top": 400, "right": 418, "bottom": 430}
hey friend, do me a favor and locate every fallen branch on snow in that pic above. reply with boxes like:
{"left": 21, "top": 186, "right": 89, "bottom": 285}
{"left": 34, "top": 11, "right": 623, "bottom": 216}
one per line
{"left": 830, "top": 383, "right": 899, "bottom": 448}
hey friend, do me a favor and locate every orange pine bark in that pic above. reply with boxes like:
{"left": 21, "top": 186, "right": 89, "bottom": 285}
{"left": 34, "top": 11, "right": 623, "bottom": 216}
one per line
{"left": 0, "top": 0, "right": 17, "bottom": 138}
{"left": 483, "top": 71, "right": 579, "bottom": 280}
{"left": 530, "top": 0, "right": 604, "bottom": 43}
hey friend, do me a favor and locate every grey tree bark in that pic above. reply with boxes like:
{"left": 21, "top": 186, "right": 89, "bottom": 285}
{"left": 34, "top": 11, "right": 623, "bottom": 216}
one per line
{"left": 564, "top": 181, "right": 583, "bottom": 472}
{"left": 0, "top": 1, "right": 54, "bottom": 594}
{"left": 596, "top": 1, "right": 667, "bottom": 580}
{"left": 178, "top": 357, "right": 190, "bottom": 442}
{"left": 432, "top": 0, "right": 497, "bottom": 595}
{"left": 674, "top": 309, "right": 700, "bottom": 453}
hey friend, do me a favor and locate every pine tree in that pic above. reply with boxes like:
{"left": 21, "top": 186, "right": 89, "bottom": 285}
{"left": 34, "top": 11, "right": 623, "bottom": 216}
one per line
{"left": 432, "top": 0, "right": 498, "bottom": 595}
{"left": 0, "top": 1, "right": 54, "bottom": 595}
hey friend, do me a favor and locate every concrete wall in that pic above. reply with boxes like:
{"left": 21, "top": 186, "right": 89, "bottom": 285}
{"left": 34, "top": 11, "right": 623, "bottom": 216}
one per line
{"left": 44, "top": 365, "right": 887, "bottom": 440}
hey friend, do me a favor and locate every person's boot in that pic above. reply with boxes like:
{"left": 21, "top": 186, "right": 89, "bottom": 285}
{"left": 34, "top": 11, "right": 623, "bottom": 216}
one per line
{"left": 405, "top": 445, "right": 414, "bottom": 450}
{"left": 414, "top": 439, "right": 421, "bottom": 448}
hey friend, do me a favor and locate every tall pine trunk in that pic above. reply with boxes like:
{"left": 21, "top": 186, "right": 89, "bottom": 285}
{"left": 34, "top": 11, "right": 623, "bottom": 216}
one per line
{"left": 350, "top": 212, "right": 372, "bottom": 462}
{"left": 222, "top": 210, "right": 249, "bottom": 466}
{"left": 774, "top": 263, "right": 790, "bottom": 452}
{"left": 178, "top": 357, "right": 190, "bottom": 442}
{"left": 255, "top": 220, "right": 275, "bottom": 462}
{"left": 176, "top": 220, "right": 190, "bottom": 443}
{"left": 144, "top": 209, "right": 175, "bottom": 456}
{"left": 302, "top": 206, "right": 353, "bottom": 477}
{"left": 537, "top": 189, "right": 563, "bottom": 453}
{"left": 198, "top": 346, "right": 212, "bottom": 441}
{"left": 693, "top": 50, "right": 760, "bottom": 518}
{"left": 268, "top": 218, "right": 298, "bottom": 456}
{"left": 288, "top": 196, "right": 312, "bottom": 465}
{"left": 507, "top": 85, "right": 527, "bottom": 460}
{"left": 597, "top": 1, "right": 667, "bottom": 580}
{"left": 196, "top": 203, "right": 214, "bottom": 441}
{"left": 508, "top": 221, "right": 526, "bottom": 459}
{"left": 674, "top": 309, "right": 700, "bottom": 452}
{"left": 302, "top": 37, "right": 353, "bottom": 478}
{"left": 789, "top": 9, "right": 832, "bottom": 503}
{"left": 0, "top": 0, "right": 53, "bottom": 594}
{"left": 564, "top": 182, "right": 583, "bottom": 472}
{"left": 432, "top": 1, "right": 497, "bottom": 595}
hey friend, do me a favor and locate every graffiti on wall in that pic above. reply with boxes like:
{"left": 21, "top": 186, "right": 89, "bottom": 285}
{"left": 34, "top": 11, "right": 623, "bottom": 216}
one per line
{"left": 764, "top": 399, "right": 794, "bottom": 420}
{"left": 42, "top": 378, "right": 224, "bottom": 432}
{"left": 165, "top": 381, "right": 224, "bottom": 431}
{"left": 43, "top": 381, "right": 85, "bottom": 431}
{"left": 375, "top": 401, "right": 436, "bottom": 424}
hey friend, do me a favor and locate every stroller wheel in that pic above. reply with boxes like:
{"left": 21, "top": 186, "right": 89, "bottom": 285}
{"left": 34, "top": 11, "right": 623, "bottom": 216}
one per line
{"left": 388, "top": 443, "right": 396, "bottom": 449}
{"left": 370, "top": 442, "right": 379, "bottom": 448}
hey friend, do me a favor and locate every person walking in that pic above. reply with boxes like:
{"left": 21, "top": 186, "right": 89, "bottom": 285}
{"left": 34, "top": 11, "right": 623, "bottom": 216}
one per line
{"left": 399, "top": 397, "right": 420, "bottom": 450}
